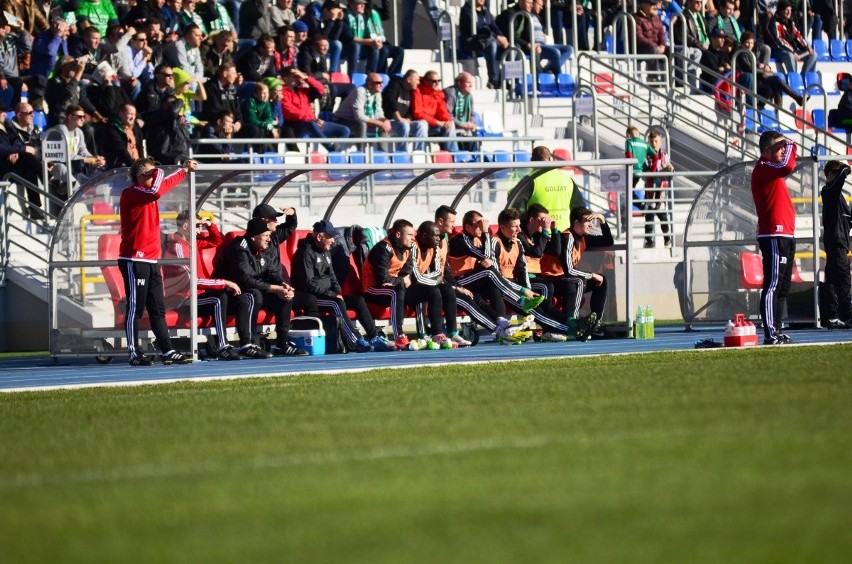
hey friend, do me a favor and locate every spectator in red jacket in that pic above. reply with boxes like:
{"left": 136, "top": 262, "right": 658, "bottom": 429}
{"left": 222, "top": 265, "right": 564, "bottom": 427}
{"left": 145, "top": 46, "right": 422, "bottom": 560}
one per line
{"left": 411, "top": 69, "right": 458, "bottom": 152}
{"left": 280, "top": 67, "right": 349, "bottom": 149}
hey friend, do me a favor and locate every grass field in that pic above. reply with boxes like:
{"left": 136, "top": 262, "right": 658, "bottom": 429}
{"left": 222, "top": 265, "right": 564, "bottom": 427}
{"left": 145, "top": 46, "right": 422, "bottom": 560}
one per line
{"left": 2, "top": 345, "right": 851, "bottom": 563}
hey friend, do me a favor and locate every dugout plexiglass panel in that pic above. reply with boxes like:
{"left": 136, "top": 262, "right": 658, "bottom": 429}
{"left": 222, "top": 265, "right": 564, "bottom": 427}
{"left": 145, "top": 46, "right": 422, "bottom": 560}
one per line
{"left": 681, "top": 161, "right": 821, "bottom": 325}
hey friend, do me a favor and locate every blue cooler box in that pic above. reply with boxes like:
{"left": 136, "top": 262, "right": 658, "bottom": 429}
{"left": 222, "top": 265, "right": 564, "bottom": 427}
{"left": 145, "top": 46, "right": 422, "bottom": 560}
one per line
{"left": 289, "top": 316, "right": 326, "bottom": 356}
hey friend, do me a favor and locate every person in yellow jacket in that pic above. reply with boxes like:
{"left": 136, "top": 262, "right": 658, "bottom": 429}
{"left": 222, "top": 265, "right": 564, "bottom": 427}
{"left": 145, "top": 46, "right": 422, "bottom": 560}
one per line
{"left": 510, "top": 145, "right": 585, "bottom": 231}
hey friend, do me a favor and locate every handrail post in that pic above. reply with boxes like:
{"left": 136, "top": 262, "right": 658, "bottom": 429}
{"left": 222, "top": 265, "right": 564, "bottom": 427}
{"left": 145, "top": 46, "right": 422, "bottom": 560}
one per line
{"left": 508, "top": 10, "right": 539, "bottom": 114}
{"left": 437, "top": 10, "right": 457, "bottom": 85}
{"left": 499, "top": 46, "right": 529, "bottom": 137}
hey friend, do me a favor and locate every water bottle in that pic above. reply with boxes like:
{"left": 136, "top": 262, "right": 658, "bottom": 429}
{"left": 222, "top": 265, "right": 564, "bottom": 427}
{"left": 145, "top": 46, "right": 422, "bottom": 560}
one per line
{"left": 635, "top": 306, "right": 646, "bottom": 339}
{"left": 644, "top": 306, "right": 655, "bottom": 340}
{"left": 724, "top": 320, "right": 735, "bottom": 337}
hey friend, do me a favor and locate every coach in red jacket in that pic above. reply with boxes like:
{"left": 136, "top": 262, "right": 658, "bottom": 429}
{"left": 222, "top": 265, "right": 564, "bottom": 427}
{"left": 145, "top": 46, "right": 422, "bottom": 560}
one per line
{"left": 119, "top": 157, "right": 198, "bottom": 366}
{"left": 411, "top": 70, "right": 459, "bottom": 153}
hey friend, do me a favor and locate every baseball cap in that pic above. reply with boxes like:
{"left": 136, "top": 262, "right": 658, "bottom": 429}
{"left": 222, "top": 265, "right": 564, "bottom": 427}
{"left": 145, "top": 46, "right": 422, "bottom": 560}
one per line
{"left": 245, "top": 217, "right": 272, "bottom": 238}
{"left": 292, "top": 20, "right": 308, "bottom": 33}
{"left": 252, "top": 203, "right": 284, "bottom": 218}
{"left": 313, "top": 219, "right": 340, "bottom": 237}
{"left": 710, "top": 27, "right": 727, "bottom": 38}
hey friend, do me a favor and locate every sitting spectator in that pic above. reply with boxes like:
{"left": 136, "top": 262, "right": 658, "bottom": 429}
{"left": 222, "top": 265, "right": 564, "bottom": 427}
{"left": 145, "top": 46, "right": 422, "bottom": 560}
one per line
{"left": 0, "top": 102, "right": 43, "bottom": 219}
{"left": 160, "top": 0, "right": 183, "bottom": 36}
{"left": 497, "top": 0, "right": 571, "bottom": 77}
{"left": 529, "top": 0, "right": 572, "bottom": 74}
{"left": 199, "top": 109, "right": 243, "bottom": 160}
{"left": 144, "top": 17, "right": 167, "bottom": 67}
{"left": 201, "top": 61, "right": 243, "bottom": 132}
{"left": 280, "top": 66, "right": 349, "bottom": 148}
{"left": 549, "top": 0, "right": 591, "bottom": 50}
{"left": 291, "top": 18, "right": 308, "bottom": 50}
{"left": 273, "top": 23, "right": 298, "bottom": 71}
{"left": 236, "top": 32, "right": 277, "bottom": 81}
{"left": 298, "top": 0, "right": 346, "bottom": 72}
{"left": 123, "top": 0, "right": 168, "bottom": 29}
{"left": 344, "top": 0, "right": 403, "bottom": 77}
{"left": 136, "top": 63, "right": 176, "bottom": 119}
{"left": 331, "top": 71, "right": 393, "bottom": 145}
{"left": 270, "top": 0, "right": 299, "bottom": 30}
{"left": 144, "top": 94, "right": 190, "bottom": 164}
{"left": 297, "top": 33, "right": 353, "bottom": 111}
{"left": 673, "top": 0, "right": 707, "bottom": 93}
{"left": 100, "top": 24, "right": 134, "bottom": 89}
{"left": 84, "top": 61, "right": 130, "bottom": 125}
{"left": 200, "top": 28, "right": 234, "bottom": 76}
{"left": 101, "top": 102, "right": 144, "bottom": 170}
{"left": 163, "top": 23, "right": 205, "bottom": 82}
{"left": 45, "top": 56, "right": 84, "bottom": 127}
{"left": 262, "top": 76, "right": 285, "bottom": 135}
{"left": 76, "top": 0, "right": 120, "bottom": 35}
{"left": 411, "top": 70, "right": 458, "bottom": 152}
{"left": 10, "top": 101, "right": 41, "bottom": 152}
{"left": 830, "top": 73, "right": 852, "bottom": 128}
{"left": 709, "top": 0, "right": 771, "bottom": 64}
{"left": 125, "top": 27, "right": 155, "bottom": 87}
{"left": 45, "top": 105, "right": 106, "bottom": 211}
{"left": 179, "top": 0, "right": 208, "bottom": 33}
{"left": 443, "top": 71, "right": 478, "bottom": 151}
{"left": 382, "top": 69, "right": 427, "bottom": 151}
{"left": 171, "top": 66, "right": 206, "bottom": 132}
{"left": 30, "top": 14, "right": 69, "bottom": 79}
{"left": 766, "top": 0, "right": 816, "bottom": 76}
{"left": 241, "top": 81, "right": 278, "bottom": 140}
{"left": 213, "top": 216, "right": 310, "bottom": 356}
{"left": 239, "top": 0, "right": 274, "bottom": 39}
{"left": 0, "top": 0, "right": 48, "bottom": 36}
{"left": 458, "top": 0, "right": 508, "bottom": 90}
{"left": 203, "top": 0, "right": 237, "bottom": 36}
{"left": 738, "top": 31, "right": 804, "bottom": 108}
{"left": 0, "top": 12, "right": 33, "bottom": 98}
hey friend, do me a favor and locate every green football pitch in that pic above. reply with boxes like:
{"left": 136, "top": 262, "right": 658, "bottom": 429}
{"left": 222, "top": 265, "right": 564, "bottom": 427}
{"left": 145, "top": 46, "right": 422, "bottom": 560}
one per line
{"left": 2, "top": 345, "right": 851, "bottom": 563}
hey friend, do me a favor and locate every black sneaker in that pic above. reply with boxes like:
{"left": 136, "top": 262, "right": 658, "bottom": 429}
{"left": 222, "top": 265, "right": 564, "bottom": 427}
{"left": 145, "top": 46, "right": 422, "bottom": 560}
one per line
{"left": 217, "top": 346, "right": 242, "bottom": 361}
{"left": 777, "top": 333, "right": 793, "bottom": 344}
{"left": 763, "top": 336, "right": 790, "bottom": 345}
{"left": 129, "top": 353, "right": 153, "bottom": 366}
{"left": 239, "top": 344, "right": 272, "bottom": 359}
{"left": 575, "top": 313, "right": 598, "bottom": 342}
{"left": 162, "top": 350, "right": 193, "bottom": 365}
{"left": 271, "top": 342, "right": 309, "bottom": 356}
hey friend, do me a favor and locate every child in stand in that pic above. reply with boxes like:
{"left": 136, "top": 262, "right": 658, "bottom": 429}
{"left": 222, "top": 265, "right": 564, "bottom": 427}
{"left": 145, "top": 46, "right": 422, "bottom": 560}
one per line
{"left": 624, "top": 125, "right": 651, "bottom": 226}
{"left": 642, "top": 130, "right": 674, "bottom": 248}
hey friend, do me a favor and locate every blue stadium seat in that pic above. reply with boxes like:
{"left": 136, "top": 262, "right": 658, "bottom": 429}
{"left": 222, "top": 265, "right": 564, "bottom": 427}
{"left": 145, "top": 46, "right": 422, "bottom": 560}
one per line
{"left": 829, "top": 39, "right": 848, "bottom": 62}
{"left": 516, "top": 73, "right": 536, "bottom": 97}
{"left": 813, "top": 39, "right": 831, "bottom": 62}
{"left": 33, "top": 110, "right": 47, "bottom": 130}
{"left": 514, "top": 149, "right": 531, "bottom": 162}
{"left": 256, "top": 152, "right": 282, "bottom": 182}
{"left": 379, "top": 73, "right": 390, "bottom": 89}
{"left": 811, "top": 108, "right": 827, "bottom": 129}
{"left": 391, "top": 151, "right": 415, "bottom": 179}
{"left": 490, "top": 149, "right": 512, "bottom": 178}
{"left": 327, "top": 151, "right": 349, "bottom": 181}
{"left": 236, "top": 81, "right": 256, "bottom": 101}
{"left": 351, "top": 73, "right": 367, "bottom": 88}
{"left": 538, "top": 73, "right": 558, "bottom": 97}
{"left": 371, "top": 150, "right": 393, "bottom": 180}
{"left": 786, "top": 72, "right": 805, "bottom": 95}
{"left": 759, "top": 108, "right": 793, "bottom": 133}
{"left": 349, "top": 150, "right": 366, "bottom": 166}
{"left": 743, "top": 108, "right": 761, "bottom": 133}
{"left": 847, "top": 39, "right": 852, "bottom": 60}
{"left": 804, "top": 71, "right": 822, "bottom": 91}
{"left": 557, "top": 73, "right": 576, "bottom": 97}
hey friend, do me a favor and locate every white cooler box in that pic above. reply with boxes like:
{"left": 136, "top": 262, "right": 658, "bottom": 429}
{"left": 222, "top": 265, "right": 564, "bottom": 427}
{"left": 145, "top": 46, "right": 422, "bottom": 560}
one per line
{"left": 289, "top": 316, "right": 326, "bottom": 356}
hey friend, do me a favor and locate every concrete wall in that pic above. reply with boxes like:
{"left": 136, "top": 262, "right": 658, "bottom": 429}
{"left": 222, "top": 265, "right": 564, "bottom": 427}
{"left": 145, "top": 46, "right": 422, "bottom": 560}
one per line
{"left": 0, "top": 282, "right": 48, "bottom": 352}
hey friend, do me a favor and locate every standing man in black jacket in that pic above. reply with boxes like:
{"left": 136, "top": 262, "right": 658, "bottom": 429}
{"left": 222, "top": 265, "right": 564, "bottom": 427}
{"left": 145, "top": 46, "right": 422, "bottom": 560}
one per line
{"left": 819, "top": 161, "right": 852, "bottom": 329}
{"left": 102, "top": 102, "right": 144, "bottom": 169}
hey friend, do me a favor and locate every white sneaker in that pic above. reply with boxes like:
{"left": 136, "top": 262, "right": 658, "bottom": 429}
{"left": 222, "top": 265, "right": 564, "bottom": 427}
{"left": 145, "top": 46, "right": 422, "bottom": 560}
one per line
{"left": 450, "top": 333, "right": 472, "bottom": 347}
